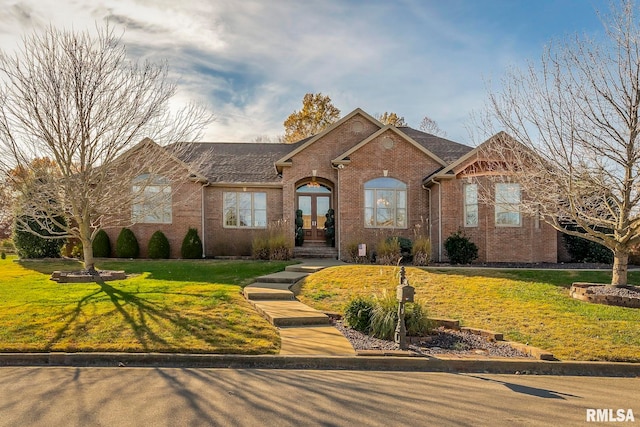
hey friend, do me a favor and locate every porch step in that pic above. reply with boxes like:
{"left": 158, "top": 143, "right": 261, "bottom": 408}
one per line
{"left": 293, "top": 244, "right": 338, "bottom": 259}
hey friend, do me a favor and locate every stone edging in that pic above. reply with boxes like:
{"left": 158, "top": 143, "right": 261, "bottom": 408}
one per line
{"left": 428, "top": 317, "right": 555, "bottom": 360}
{"left": 570, "top": 282, "right": 640, "bottom": 308}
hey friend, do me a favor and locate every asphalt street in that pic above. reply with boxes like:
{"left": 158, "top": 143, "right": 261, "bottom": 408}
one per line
{"left": 0, "top": 367, "right": 637, "bottom": 426}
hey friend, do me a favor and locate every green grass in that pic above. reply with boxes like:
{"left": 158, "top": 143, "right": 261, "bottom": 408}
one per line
{"left": 296, "top": 266, "right": 640, "bottom": 362}
{"left": 0, "top": 256, "right": 294, "bottom": 353}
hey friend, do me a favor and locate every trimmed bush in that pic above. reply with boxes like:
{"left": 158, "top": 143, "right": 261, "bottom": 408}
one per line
{"left": 376, "top": 237, "right": 402, "bottom": 265}
{"left": 444, "top": 230, "right": 478, "bottom": 264}
{"left": 13, "top": 216, "right": 65, "bottom": 259}
{"left": 61, "top": 238, "right": 83, "bottom": 259}
{"left": 116, "top": 228, "right": 139, "bottom": 258}
{"left": 92, "top": 229, "right": 111, "bottom": 258}
{"left": 324, "top": 208, "right": 335, "bottom": 246}
{"left": 1, "top": 252, "right": 5, "bottom": 259}
{"left": 562, "top": 226, "right": 613, "bottom": 264}
{"left": 295, "top": 209, "right": 304, "bottom": 246}
{"left": 343, "top": 296, "right": 374, "bottom": 333}
{"left": 148, "top": 230, "right": 170, "bottom": 259}
{"left": 181, "top": 228, "right": 203, "bottom": 259}
{"left": 412, "top": 236, "right": 431, "bottom": 266}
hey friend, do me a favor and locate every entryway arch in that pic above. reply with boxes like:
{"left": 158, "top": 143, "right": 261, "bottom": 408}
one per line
{"left": 295, "top": 178, "right": 333, "bottom": 242}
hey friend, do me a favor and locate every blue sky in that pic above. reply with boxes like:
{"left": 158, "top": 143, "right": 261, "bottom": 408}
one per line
{"left": 0, "top": 0, "right": 610, "bottom": 144}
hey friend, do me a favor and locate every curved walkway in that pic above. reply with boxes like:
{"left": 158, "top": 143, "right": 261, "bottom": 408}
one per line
{"left": 243, "top": 259, "right": 355, "bottom": 356}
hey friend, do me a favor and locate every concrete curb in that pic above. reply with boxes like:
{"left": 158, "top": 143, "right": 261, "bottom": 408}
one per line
{"left": 0, "top": 352, "right": 638, "bottom": 377}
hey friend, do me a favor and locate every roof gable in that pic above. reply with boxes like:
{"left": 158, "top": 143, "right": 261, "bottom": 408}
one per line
{"left": 422, "top": 131, "right": 513, "bottom": 184}
{"left": 332, "top": 126, "right": 449, "bottom": 167}
{"left": 275, "top": 108, "right": 383, "bottom": 172}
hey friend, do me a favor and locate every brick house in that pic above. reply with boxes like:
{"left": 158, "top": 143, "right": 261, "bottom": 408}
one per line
{"left": 104, "top": 108, "right": 557, "bottom": 262}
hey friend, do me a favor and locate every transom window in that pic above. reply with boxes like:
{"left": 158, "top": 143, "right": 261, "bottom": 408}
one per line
{"left": 132, "top": 174, "right": 172, "bottom": 224}
{"left": 224, "top": 192, "right": 267, "bottom": 228}
{"left": 364, "top": 177, "right": 407, "bottom": 228}
{"left": 495, "top": 183, "right": 521, "bottom": 226}
{"left": 464, "top": 183, "right": 478, "bottom": 227}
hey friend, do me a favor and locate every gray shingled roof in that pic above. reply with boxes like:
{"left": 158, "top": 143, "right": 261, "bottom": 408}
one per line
{"left": 397, "top": 127, "right": 474, "bottom": 163}
{"left": 170, "top": 129, "right": 471, "bottom": 184}
{"left": 172, "top": 141, "right": 304, "bottom": 183}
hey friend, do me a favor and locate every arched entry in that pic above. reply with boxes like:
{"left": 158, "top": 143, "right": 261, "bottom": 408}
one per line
{"left": 296, "top": 180, "right": 332, "bottom": 242}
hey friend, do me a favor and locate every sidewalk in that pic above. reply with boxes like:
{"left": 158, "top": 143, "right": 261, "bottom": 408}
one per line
{"left": 243, "top": 259, "right": 355, "bottom": 356}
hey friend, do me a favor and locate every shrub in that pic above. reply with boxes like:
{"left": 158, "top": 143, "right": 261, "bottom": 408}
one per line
{"left": 148, "top": 230, "right": 170, "bottom": 259}
{"left": 1, "top": 252, "right": 5, "bottom": 259}
{"left": 251, "top": 234, "right": 270, "bottom": 260}
{"left": 181, "top": 228, "right": 203, "bottom": 259}
{"left": 344, "top": 241, "right": 369, "bottom": 264}
{"left": 92, "top": 229, "right": 111, "bottom": 258}
{"left": 116, "top": 228, "right": 140, "bottom": 258}
{"left": 252, "top": 221, "right": 293, "bottom": 261}
{"left": 0, "top": 239, "right": 14, "bottom": 253}
{"left": 13, "top": 216, "right": 65, "bottom": 259}
{"left": 562, "top": 226, "right": 613, "bottom": 264}
{"left": 295, "top": 209, "right": 304, "bottom": 246}
{"left": 369, "top": 292, "right": 432, "bottom": 340}
{"left": 370, "top": 291, "right": 399, "bottom": 340}
{"left": 376, "top": 237, "right": 402, "bottom": 265}
{"left": 61, "top": 238, "right": 83, "bottom": 259}
{"left": 444, "top": 230, "right": 478, "bottom": 264}
{"left": 343, "top": 296, "right": 374, "bottom": 333}
{"left": 412, "top": 236, "right": 431, "bottom": 266}
{"left": 324, "top": 208, "right": 335, "bottom": 246}
{"left": 405, "top": 302, "right": 432, "bottom": 337}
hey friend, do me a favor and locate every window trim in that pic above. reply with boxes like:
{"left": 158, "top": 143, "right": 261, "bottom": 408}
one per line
{"left": 494, "top": 183, "right": 521, "bottom": 227}
{"left": 364, "top": 177, "right": 408, "bottom": 229}
{"left": 464, "top": 183, "right": 478, "bottom": 227}
{"left": 223, "top": 191, "right": 267, "bottom": 229}
{"left": 131, "top": 174, "right": 172, "bottom": 224}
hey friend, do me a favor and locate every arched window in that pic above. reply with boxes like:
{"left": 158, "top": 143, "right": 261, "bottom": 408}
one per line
{"left": 364, "top": 177, "right": 407, "bottom": 228}
{"left": 132, "top": 174, "right": 172, "bottom": 224}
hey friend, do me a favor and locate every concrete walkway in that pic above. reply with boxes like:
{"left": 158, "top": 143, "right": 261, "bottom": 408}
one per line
{"left": 243, "top": 259, "right": 355, "bottom": 356}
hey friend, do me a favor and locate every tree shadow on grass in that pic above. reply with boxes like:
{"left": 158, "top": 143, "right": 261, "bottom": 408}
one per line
{"left": 44, "top": 278, "right": 257, "bottom": 353}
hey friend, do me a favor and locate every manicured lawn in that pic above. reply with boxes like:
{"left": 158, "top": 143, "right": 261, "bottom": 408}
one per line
{"left": 0, "top": 256, "right": 294, "bottom": 353}
{"left": 297, "top": 266, "right": 640, "bottom": 362}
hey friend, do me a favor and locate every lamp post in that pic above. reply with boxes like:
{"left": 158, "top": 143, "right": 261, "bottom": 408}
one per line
{"left": 395, "top": 266, "right": 414, "bottom": 350}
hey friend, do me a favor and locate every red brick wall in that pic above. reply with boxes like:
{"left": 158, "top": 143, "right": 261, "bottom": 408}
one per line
{"left": 203, "top": 185, "right": 283, "bottom": 256}
{"left": 334, "top": 129, "right": 440, "bottom": 257}
{"left": 436, "top": 175, "right": 557, "bottom": 263}
{"left": 104, "top": 176, "right": 204, "bottom": 259}
{"left": 281, "top": 114, "right": 381, "bottom": 245}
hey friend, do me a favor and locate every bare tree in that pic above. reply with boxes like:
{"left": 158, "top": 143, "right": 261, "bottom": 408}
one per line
{"left": 419, "top": 116, "right": 447, "bottom": 137}
{"left": 0, "top": 25, "right": 211, "bottom": 272}
{"left": 0, "top": 178, "right": 12, "bottom": 240}
{"left": 480, "top": 1, "right": 640, "bottom": 286}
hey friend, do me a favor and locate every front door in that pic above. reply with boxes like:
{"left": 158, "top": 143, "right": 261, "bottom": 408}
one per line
{"left": 297, "top": 183, "right": 331, "bottom": 242}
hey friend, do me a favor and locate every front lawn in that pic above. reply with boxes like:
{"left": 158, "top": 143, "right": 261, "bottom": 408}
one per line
{"left": 297, "top": 266, "right": 640, "bottom": 362}
{"left": 0, "top": 256, "right": 293, "bottom": 353}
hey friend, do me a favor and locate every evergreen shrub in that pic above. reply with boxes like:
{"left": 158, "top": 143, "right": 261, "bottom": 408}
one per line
{"left": 181, "top": 228, "right": 203, "bottom": 259}
{"left": 444, "top": 230, "right": 478, "bottom": 264}
{"left": 148, "top": 230, "right": 170, "bottom": 259}
{"left": 92, "top": 229, "right": 111, "bottom": 258}
{"left": 116, "top": 228, "right": 139, "bottom": 258}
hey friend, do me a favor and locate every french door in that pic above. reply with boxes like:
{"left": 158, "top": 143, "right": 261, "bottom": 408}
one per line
{"left": 297, "top": 194, "right": 331, "bottom": 241}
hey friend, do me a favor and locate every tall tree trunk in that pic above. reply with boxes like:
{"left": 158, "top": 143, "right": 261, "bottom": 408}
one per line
{"left": 611, "top": 251, "right": 628, "bottom": 287}
{"left": 79, "top": 220, "right": 95, "bottom": 273}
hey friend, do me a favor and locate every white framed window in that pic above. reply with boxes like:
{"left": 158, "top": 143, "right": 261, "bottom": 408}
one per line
{"left": 132, "top": 174, "right": 172, "bottom": 224}
{"left": 364, "top": 177, "right": 407, "bottom": 228}
{"left": 464, "top": 183, "right": 478, "bottom": 227}
{"left": 224, "top": 192, "right": 267, "bottom": 228}
{"left": 495, "top": 183, "right": 521, "bottom": 226}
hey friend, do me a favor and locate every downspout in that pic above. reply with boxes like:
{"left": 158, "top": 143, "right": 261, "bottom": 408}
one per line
{"left": 332, "top": 163, "right": 343, "bottom": 260}
{"left": 425, "top": 186, "right": 432, "bottom": 259}
{"left": 432, "top": 180, "right": 442, "bottom": 262}
{"left": 201, "top": 183, "right": 207, "bottom": 258}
